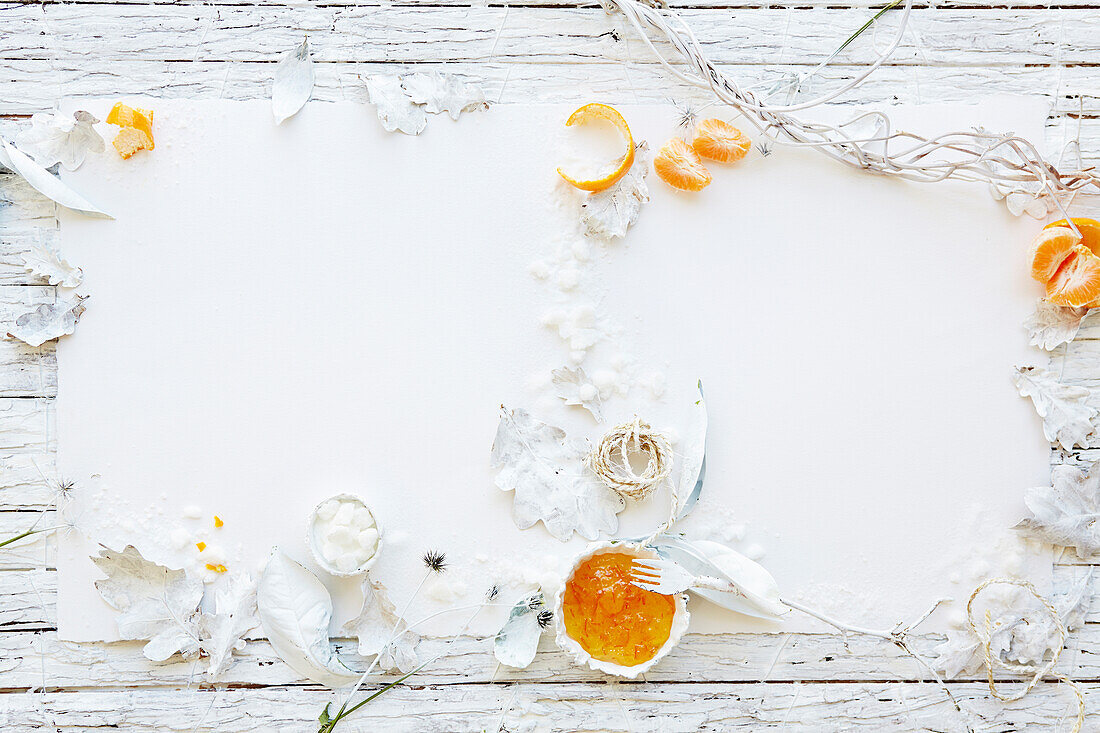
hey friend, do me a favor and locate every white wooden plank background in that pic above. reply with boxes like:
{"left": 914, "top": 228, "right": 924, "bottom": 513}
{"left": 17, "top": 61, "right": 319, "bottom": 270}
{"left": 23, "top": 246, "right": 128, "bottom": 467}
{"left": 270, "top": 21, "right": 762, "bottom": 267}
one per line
{"left": 1, "top": 0, "right": 1098, "bottom": 730}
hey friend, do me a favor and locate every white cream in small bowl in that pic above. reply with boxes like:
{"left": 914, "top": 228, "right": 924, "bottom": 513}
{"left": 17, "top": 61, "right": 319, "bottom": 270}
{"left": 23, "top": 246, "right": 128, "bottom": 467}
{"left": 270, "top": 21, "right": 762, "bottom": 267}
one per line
{"left": 308, "top": 493, "right": 382, "bottom": 576}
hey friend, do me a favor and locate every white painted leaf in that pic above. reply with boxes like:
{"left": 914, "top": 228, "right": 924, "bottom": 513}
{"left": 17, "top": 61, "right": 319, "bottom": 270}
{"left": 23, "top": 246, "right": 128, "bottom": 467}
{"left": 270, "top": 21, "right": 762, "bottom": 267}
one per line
{"left": 6, "top": 294, "right": 88, "bottom": 347}
{"left": 932, "top": 630, "right": 982, "bottom": 678}
{"left": 675, "top": 381, "right": 707, "bottom": 520}
{"left": 365, "top": 75, "right": 427, "bottom": 136}
{"left": 490, "top": 407, "right": 625, "bottom": 541}
{"left": 21, "top": 241, "right": 83, "bottom": 287}
{"left": 1015, "top": 463, "right": 1100, "bottom": 555}
{"left": 199, "top": 571, "right": 259, "bottom": 679}
{"left": 272, "top": 37, "right": 315, "bottom": 125}
{"left": 1024, "top": 299, "right": 1089, "bottom": 351}
{"left": 493, "top": 593, "right": 545, "bottom": 669}
{"left": 551, "top": 366, "right": 603, "bottom": 422}
{"left": 92, "top": 545, "right": 203, "bottom": 662}
{"left": 1005, "top": 191, "right": 1050, "bottom": 219}
{"left": 340, "top": 577, "right": 420, "bottom": 674}
{"left": 1013, "top": 366, "right": 1097, "bottom": 450}
{"left": 580, "top": 142, "right": 650, "bottom": 240}
{"left": 0, "top": 137, "right": 111, "bottom": 218}
{"left": 401, "top": 72, "right": 488, "bottom": 121}
{"left": 15, "top": 111, "right": 105, "bottom": 171}
{"left": 257, "top": 550, "right": 358, "bottom": 688}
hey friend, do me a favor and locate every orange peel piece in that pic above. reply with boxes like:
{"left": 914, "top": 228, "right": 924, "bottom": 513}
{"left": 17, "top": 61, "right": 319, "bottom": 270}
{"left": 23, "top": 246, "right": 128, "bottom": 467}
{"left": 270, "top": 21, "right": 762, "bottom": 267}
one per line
{"left": 692, "top": 118, "right": 751, "bottom": 163}
{"left": 654, "top": 138, "right": 711, "bottom": 192}
{"left": 107, "top": 102, "right": 155, "bottom": 159}
{"left": 557, "top": 103, "right": 635, "bottom": 193}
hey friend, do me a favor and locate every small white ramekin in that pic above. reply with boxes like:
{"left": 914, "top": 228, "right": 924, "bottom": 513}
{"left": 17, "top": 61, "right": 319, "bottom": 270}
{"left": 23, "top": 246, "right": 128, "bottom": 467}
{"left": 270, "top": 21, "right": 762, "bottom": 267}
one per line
{"left": 306, "top": 492, "right": 383, "bottom": 577}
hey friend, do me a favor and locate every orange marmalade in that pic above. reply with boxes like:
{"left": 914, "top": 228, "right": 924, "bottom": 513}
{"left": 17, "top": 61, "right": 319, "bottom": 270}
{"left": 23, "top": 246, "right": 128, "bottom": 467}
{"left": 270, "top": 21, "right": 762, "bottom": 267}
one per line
{"left": 562, "top": 551, "right": 676, "bottom": 667}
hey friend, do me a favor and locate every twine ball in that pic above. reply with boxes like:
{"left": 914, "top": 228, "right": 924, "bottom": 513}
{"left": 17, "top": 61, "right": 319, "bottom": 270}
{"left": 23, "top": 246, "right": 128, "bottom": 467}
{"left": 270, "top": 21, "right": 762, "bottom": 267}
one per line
{"left": 588, "top": 417, "right": 673, "bottom": 501}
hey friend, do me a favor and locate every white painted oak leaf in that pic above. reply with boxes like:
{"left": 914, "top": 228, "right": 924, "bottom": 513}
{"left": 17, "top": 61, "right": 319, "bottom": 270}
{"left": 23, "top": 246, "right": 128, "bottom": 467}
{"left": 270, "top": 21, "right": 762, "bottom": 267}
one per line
{"left": 257, "top": 550, "right": 358, "bottom": 688}
{"left": 1015, "top": 463, "right": 1100, "bottom": 555}
{"left": 551, "top": 366, "right": 603, "bottom": 422}
{"left": 490, "top": 407, "right": 625, "bottom": 541}
{"left": 199, "top": 571, "right": 259, "bottom": 679}
{"left": 340, "top": 578, "right": 420, "bottom": 674}
{"left": 493, "top": 593, "right": 546, "bottom": 669}
{"left": 1013, "top": 366, "right": 1097, "bottom": 450}
{"left": 0, "top": 137, "right": 111, "bottom": 218}
{"left": 1023, "top": 300, "right": 1090, "bottom": 351}
{"left": 92, "top": 545, "right": 204, "bottom": 663}
{"left": 365, "top": 75, "right": 427, "bottom": 136}
{"left": 401, "top": 72, "right": 488, "bottom": 121}
{"left": 15, "top": 111, "right": 104, "bottom": 171}
{"left": 7, "top": 294, "right": 88, "bottom": 348}
{"left": 272, "top": 37, "right": 315, "bottom": 125}
{"left": 931, "top": 630, "right": 982, "bottom": 678}
{"left": 580, "top": 142, "right": 651, "bottom": 240}
{"left": 21, "top": 241, "right": 83, "bottom": 287}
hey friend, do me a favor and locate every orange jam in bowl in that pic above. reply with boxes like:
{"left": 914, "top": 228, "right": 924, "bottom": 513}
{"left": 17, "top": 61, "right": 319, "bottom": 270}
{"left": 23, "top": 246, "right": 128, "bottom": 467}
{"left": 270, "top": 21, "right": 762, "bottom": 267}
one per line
{"left": 561, "top": 550, "right": 677, "bottom": 667}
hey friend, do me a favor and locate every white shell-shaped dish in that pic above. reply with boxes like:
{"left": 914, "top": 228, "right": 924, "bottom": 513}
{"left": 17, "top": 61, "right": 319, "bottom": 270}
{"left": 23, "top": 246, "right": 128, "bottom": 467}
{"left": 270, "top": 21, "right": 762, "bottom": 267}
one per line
{"left": 554, "top": 541, "right": 689, "bottom": 679}
{"left": 306, "top": 493, "right": 383, "bottom": 577}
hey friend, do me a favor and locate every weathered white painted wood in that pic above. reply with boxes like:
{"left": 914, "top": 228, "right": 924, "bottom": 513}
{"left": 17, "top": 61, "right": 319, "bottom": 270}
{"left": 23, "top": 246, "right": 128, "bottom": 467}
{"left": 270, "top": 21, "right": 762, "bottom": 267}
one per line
{"left": 0, "top": 5, "right": 1097, "bottom": 66}
{"left": 0, "top": 682, "right": 1093, "bottom": 731}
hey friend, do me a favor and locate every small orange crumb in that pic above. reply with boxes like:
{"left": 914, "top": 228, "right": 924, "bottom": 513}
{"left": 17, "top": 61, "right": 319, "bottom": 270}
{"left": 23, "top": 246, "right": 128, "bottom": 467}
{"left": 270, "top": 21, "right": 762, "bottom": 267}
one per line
{"left": 196, "top": 542, "right": 207, "bottom": 552}
{"left": 205, "top": 563, "right": 228, "bottom": 573}
{"left": 214, "top": 515, "right": 224, "bottom": 528}
{"left": 106, "top": 102, "right": 155, "bottom": 159}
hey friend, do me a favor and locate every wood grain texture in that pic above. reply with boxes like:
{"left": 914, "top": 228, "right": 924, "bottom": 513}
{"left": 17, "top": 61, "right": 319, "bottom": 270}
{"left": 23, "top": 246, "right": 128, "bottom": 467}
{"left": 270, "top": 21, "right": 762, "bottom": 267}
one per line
{"left": 1, "top": 0, "right": 1098, "bottom": 728}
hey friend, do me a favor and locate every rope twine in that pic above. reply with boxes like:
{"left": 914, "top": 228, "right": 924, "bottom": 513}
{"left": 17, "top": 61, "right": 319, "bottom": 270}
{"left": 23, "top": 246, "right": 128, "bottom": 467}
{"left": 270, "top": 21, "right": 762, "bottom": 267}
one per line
{"left": 587, "top": 417, "right": 673, "bottom": 502}
{"left": 966, "top": 578, "right": 1085, "bottom": 733}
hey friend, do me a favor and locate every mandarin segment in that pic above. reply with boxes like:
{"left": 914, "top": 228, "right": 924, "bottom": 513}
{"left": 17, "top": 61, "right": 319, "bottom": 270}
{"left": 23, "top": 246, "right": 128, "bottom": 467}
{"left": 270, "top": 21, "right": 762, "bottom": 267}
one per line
{"left": 654, "top": 138, "right": 712, "bottom": 192}
{"left": 1029, "top": 226, "right": 1083, "bottom": 284}
{"left": 562, "top": 552, "right": 676, "bottom": 667}
{"left": 692, "top": 118, "right": 751, "bottom": 163}
{"left": 1045, "top": 218, "right": 1100, "bottom": 257}
{"left": 556, "top": 103, "right": 635, "bottom": 193}
{"left": 1046, "top": 244, "right": 1100, "bottom": 307}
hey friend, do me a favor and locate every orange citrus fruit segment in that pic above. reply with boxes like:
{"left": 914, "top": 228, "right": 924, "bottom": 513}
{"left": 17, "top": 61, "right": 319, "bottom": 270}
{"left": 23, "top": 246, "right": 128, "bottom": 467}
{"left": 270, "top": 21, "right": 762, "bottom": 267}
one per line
{"left": 654, "top": 138, "right": 712, "bottom": 192}
{"left": 692, "top": 118, "right": 751, "bottom": 163}
{"left": 1045, "top": 218, "right": 1100, "bottom": 257}
{"left": 557, "top": 103, "right": 635, "bottom": 193}
{"left": 106, "top": 102, "right": 155, "bottom": 158}
{"left": 1029, "top": 226, "right": 1083, "bottom": 284}
{"left": 1046, "top": 243, "right": 1100, "bottom": 307}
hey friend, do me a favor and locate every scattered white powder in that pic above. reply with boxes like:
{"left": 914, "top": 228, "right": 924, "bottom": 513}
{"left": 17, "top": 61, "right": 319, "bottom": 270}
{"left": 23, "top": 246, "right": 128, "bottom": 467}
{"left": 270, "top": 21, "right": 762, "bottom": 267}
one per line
{"left": 169, "top": 528, "right": 190, "bottom": 550}
{"left": 311, "top": 496, "right": 379, "bottom": 573}
{"left": 527, "top": 260, "right": 551, "bottom": 280}
{"left": 182, "top": 504, "right": 202, "bottom": 520}
{"left": 555, "top": 267, "right": 580, "bottom": 291}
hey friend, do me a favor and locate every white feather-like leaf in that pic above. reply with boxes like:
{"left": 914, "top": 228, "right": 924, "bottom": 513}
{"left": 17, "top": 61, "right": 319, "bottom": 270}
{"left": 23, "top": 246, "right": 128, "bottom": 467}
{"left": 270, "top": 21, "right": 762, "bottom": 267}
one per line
{"left": 257, "top": 550, "right": 358, "bottom": 688}
{"left": 0, "top": 137, "right": 111, "bottom": 218}
{"left": 199, "top": 572, "right": 259, "bottom": 679}
{"left": 401, "top": 72, "right": 488, "bottom": 121}
{"left": 490, "top": 407, "right": 624, "bottom": 541}
{"left": 580, "top": 142, "right": 650, "bottom": 240}
{"left": 6, "top": 293, "right": 88, "bottom": 347}
{"left": 340, "top": 578, "right": 420, "bottom": 674}
{"left": 365, "top": 75, "right": 427, "bottom": 136}
{"left": 272, "top": 37, "right": 315, "bottom": 125}
{"left": 551, "top": 366, "right": 603, "bottom": 422}
{"left": 1015, "top": 462, "right": 1100, "bottom": 555}
{"left": 21, "top": 241, "right": 83, "bottom": 287}
{"left": 1013, "top": 365, "right": 1097, "bottom": 450}
{"left": 15, "top": 111, "right": 104, "bottom": 171}
{"left": 1024, "top": 300, "right": 1090, "bottom": 351}
{"left": 493, "top": 593, "right": 545, "bottom": 669}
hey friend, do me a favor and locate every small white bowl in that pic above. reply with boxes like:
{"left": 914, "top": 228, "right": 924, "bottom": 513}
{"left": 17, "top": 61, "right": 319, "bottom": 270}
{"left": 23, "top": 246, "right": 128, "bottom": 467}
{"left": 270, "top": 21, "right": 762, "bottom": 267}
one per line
{"left": 554, "top": 541, "right": 689, "bottom": 678}
{"left": 306, "top": 493, "right": 383, "bottom": 577}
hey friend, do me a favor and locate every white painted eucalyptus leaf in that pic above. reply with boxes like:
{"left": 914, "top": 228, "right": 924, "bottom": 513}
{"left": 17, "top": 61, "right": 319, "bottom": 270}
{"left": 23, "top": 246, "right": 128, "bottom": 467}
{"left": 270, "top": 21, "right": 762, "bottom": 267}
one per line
{"left": 674, "top": 381, "right": 707, "bottom": 520}
{"left": 366, "top": 75, "right": 427, "bottom": 136}
{"left": 340, "top": 577, "right": 420, "bottom": 673}
{"left": 401, "top": 71, "right": 488, "bottom": 121}
{"left": 92, "top": 545, "right": 204, "bottom": 662}
{"left": 1015, "top": 462, "right": 1100, "bottom": 555}
{"left": 0, "top": 137, "right": 111, "bottom": 218}
{"left": 15, "top": 111, "right": 104, "bottom": 171}
{"left": 272, "top": 37, "right": 315, "bottom": 125}
{"left": 199, "top": 571, "right": 259, "bottom": 679}
{"left": 493, "top": 593, "right": 545, "bottom": 669}
{"left": 580, "top": 142, "right": 650, "bottom": 240}
{"left": 490, "top": 407, "right": 625, "bottom": 541}
{"left": 6, "top": 294, "right": 88, "bottom": 347}
{"left": 551, "top": 366, "right": 603, "bottom": 422}
{"left": 1013, "top": 365, "right": 1097, "bottom": 450}
{"left": 257, "top": 550, "right": 358, "bottom": 688}
{"left": 21, "top": 241, "right": 83, "bottom": 287}
{"left": 1024, "top": 299, "right": 1090, "bottom": 351}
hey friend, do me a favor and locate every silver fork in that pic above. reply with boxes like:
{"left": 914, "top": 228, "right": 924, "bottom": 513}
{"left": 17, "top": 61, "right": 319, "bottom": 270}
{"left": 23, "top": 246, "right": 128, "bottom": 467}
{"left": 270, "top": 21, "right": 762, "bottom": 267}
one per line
{"left": 629, "top": 558, "right": 733, "bottom": 595}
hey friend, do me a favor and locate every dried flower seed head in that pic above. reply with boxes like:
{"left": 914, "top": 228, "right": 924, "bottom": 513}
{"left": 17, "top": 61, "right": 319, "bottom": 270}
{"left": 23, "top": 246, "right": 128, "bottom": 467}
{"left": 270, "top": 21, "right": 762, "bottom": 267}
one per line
{"left": 675, "top": 102, "right": 698, "bottom": 131}
{"left": 486, "top": 584, "right": 501, "bottom": 601}
{"left": 57, "top": 478, "right": 76, "bottom": 494}
{"left": 537, "top": 610, "right": 554, "bottom": 629}
{"left": 422, "top": 550, "right": 447, "bottom": 573}
{"left": 526, "top": 594, "right": 544, "bottom": 610}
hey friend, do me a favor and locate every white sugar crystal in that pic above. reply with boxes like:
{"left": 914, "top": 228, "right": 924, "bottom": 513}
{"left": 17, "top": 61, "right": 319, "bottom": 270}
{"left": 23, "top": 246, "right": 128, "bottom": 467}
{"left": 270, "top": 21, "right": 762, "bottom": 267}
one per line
{"left": 556, "top": 267, "right": 579, "bottom": 291}
{"left": 352, "top": 506, "right": 374, "bottom": 528}
{"left": 745, "top": 543, "right": 766, "bottom": 561}
{"left": 332, "top": 502, "right": 355, "bottom": 526}
{"left": 541, "top": 309, "right": 566, "bottom": 327}
{"left": 569, "top": 351, "right": 586, "bottom": 365}
{"left": 577, "top": 383, "right": 598, "bottom": 402}
{"left": 592, "top": 370, "right": 616, "bottom": 391}
{"left": 328, "top": 525, "right": 355, "bottom": 546}
{"left": 357, "top": 527, "right": 379, "bottom": 552}
{"left": 527, "top": 260, "right": 551, "bottom": 279}
{"left": 322, "top": 541, "right": 341, "bottom": 563}
{"left": 316, "top": 500, "right": 339, "bottom": 521}
{"left": 182, "top": 504, "right": 203, "bottom": 520}
{"left": 335, "top": 554, "right": 359, "bottom": 572}
{"left": 170, "top": 528, "right": 190, "bottom": 549}
{"left": 572, "top": 305, "right": 596, "bottom": 327}
{"left": 571, "top": 240, "right": 591, "bottom": 262}
{"left": 203, "top": 544, "right": 224, "bottom": 564}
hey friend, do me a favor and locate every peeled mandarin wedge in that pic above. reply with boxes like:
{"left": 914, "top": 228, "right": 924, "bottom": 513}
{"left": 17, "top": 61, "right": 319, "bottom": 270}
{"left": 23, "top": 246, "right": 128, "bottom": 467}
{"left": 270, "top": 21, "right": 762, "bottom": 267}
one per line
{"left": 654, "top": 137, "right": 712, "bottom": 192}
{"left": 1045, "top": 218, "right": 1100, "bottom": 257}
{"left": 691, "top": 118, "right": 751, "bottom": 163}
{"left": 1029, "top": 226, "right": 1083, "bottom": 284}
{"left": 557, "top": 103, "right": 635, "bottom": 193}
{"left": 1046, "top": 244, "right": 1100, "bottom": 307}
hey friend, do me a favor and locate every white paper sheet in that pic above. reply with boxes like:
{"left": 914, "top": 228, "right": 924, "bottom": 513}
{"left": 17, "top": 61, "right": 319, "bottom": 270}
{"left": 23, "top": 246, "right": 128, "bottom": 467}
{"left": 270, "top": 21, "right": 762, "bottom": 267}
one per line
{"left": 56, "top": 97, "right": 1054, "bottom": 642}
